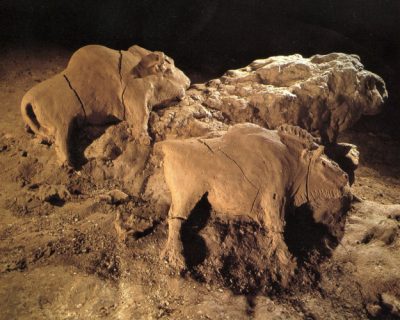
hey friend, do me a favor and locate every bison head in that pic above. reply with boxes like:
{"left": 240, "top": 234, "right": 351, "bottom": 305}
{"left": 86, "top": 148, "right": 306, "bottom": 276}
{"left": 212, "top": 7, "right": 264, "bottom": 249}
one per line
{"left": 278, "top": 125, "right": 351, "bottom": 240}
{"left": 131, "top": 50, "right": 190, "bottom": 108}
{"left": 304, "top": 146, "right": 351, "bottom": 238}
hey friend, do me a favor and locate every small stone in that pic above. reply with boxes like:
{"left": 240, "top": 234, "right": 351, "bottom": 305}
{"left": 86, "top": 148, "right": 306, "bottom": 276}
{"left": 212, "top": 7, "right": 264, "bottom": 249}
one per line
{"left": 20, "top": 150, "right": 27, "bottom": 157}
{"left": 366, "top": 303, "right": 381, "bottom": 317}
{"left": 102, "top": 189, "right": 129, "bottom": 205}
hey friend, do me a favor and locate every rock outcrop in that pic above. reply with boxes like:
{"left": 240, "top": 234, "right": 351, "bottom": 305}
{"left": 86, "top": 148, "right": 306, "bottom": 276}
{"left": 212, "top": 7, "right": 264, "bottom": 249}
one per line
{"left": 152, "top": 53, "right": 387, "bottom": 143}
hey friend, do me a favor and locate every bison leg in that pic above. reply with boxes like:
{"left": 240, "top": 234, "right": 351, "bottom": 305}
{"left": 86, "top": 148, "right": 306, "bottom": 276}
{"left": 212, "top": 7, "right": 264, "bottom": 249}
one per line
{"left": 162, "top": 193, "right": 206, "bottom": 271}
{"left": 54, "top": 123, "right": 75, "bottom": 165}
{"left": 271, "top": 231, "right": 296, "bottom": 286}
{"left": 263, "top": 198, "right": 296, "bottom": 286}
{"left": 162, "top": 215, "right": 186, "bottom": 270}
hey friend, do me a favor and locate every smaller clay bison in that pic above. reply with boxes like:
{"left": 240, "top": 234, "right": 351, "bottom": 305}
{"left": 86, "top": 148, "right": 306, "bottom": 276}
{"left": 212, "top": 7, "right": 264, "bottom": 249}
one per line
{"left": 21, "top": 44, "right": 190, "bottom": 164}
{"left": 158, "top": 123, "right": 351, "bottom": 284}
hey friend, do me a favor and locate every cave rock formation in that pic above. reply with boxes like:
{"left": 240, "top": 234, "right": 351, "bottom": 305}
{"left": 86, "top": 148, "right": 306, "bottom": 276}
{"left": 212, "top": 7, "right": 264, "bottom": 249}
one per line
{"left": 153, "top": 53, "right": 387, "bottom": 143}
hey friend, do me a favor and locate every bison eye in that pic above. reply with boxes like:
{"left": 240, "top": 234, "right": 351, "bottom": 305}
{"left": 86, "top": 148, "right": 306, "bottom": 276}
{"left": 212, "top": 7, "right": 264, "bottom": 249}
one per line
{"left": 322, "top": 161, "right": 326, "bottom": 166}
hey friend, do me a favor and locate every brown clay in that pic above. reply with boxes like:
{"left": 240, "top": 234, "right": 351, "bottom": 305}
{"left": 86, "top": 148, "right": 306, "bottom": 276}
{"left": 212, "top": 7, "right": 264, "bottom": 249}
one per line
{"left": 21, "top": 45, "right": 190, "bottom": 164}
{"left": 158, "top": 123, "right": 351, "bottom": 285}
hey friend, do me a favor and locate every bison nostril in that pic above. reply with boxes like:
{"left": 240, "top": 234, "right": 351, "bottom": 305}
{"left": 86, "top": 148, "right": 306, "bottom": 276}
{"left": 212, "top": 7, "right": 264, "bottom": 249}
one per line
{"left": 25, "top": 103, "right": 41, "bottom": 131}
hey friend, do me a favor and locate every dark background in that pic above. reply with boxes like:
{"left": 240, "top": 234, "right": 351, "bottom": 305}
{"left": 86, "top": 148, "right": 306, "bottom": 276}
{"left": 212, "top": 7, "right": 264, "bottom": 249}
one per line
{"left": 1, "top": 0, "right": 399, "bottom": 130}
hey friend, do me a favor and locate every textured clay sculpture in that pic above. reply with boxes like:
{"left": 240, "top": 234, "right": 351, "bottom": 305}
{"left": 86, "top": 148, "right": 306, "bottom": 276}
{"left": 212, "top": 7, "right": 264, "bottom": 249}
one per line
{"left": 158, "top": 123, "right": 351, "bottom": 284}
{"left": 155, "top": 53, "right": 387, "bottom": 143}
{"left": 21, "top": 44, "right": 190, "bottom": 163}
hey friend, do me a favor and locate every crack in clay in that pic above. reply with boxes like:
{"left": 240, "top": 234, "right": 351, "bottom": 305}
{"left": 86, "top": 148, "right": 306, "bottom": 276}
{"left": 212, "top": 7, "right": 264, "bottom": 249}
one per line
{"left": 118, "top": 50, "right": 123, "bottom": 83}
{"left": 250, "top": 188, "right": 260, "bottom": 213}
{"left": 121, "top": 86, "right": 127, "bottom": 121}
{"left": 198, "top": 139, "right": 214, "bottom": 153}
{"left": 138, "top": 149, "right": 156, "bottom": 197}
{"left": 169, "top": 216, "right": 186, "bottom": 221}
{"left": 218, "top": 148, "right": 258, "bottom": 189}
{"left": 306, "top": 157, "right": 313, "bottom": 202}
{"left": 63, "top": 74, "right": 87, "bottom": 120}
{"left": 118, "top": 50, "right": 127, "bottom": 120}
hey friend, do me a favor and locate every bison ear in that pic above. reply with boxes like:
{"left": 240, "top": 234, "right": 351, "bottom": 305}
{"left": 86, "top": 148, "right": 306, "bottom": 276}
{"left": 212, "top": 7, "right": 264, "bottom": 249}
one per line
{"left": 132, "top": 52, "right": 166, "bottom": 78}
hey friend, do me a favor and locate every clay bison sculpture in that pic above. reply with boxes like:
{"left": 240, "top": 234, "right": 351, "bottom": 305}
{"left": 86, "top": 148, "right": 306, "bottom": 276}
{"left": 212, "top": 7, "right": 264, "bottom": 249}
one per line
{"left": 158, "top": 123, "right": 351, "bottom": 284}
{"left": 21, "top": 44, "right": 190, "bottom": 164}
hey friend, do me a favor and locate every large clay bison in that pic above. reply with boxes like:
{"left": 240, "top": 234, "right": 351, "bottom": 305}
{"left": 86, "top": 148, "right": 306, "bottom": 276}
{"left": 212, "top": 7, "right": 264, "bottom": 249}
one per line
{"left": 158, "top": 123, "right": 351, "bottom": 284}
{"left": 21, "top": 44, "right": 190, "bottom": 164}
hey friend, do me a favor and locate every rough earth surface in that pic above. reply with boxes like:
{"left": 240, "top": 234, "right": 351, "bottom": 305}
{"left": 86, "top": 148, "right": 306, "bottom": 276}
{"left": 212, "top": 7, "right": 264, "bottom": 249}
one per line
{"left": 0, "top": 45, "right": 399, "bottom": 319}
{"left": 152, "top": 53, "right": 387, "bottom": 143}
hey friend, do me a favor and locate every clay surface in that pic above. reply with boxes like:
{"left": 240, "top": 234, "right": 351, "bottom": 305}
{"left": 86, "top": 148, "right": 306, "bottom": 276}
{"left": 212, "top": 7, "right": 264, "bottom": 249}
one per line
{"left": 158, "top": 123, "right": 351, "bottom": 285}
{"left": 20, "top": 45, "right": 190, "bottom": 164}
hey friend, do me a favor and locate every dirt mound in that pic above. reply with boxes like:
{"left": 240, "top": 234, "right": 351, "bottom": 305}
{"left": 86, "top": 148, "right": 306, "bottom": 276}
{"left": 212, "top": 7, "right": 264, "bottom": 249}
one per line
{"left": 325, "top": 200, "right": 400, "bottom": 318}
{"left": 171, "top": 196, "right": 344, "bottom": 296}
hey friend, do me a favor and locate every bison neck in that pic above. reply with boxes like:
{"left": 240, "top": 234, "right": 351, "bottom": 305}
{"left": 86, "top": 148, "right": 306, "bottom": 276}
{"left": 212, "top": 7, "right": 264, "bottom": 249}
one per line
{"left": 292, "top": 164, "right": 309, "bottom": 207}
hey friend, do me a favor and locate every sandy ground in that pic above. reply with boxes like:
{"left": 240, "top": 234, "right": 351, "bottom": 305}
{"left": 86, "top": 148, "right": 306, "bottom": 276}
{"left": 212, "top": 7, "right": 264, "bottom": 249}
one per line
{"left": 0, "top": 44, "right": 399, "bottom": 319}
